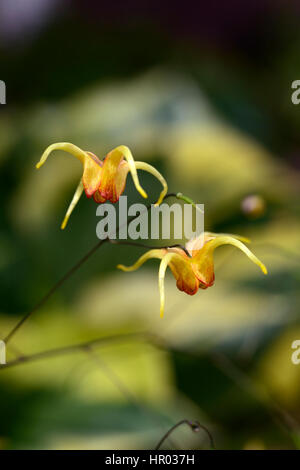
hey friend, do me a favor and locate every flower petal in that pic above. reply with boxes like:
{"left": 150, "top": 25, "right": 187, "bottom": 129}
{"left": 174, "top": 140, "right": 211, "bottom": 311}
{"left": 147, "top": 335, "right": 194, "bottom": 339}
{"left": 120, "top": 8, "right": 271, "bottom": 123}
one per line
{"left": 99, "top": 146, "right": 147, "bottom": 203}
{"left": 82, "top": 151, "right": 103, "bottom": 198}
{"left": 158, "top": 252, "right": 198, "bottom": 318}
{"left": 117, "top": 249, "right": 166, "bottom": 272}
{"left": 36, "top": 142, "right": 88, "bottom": 168}
{"left": 61, "top": 178, "right": 84, "bottom": 230}
{"left": 134, "top": 161, "right": 168, "bottom": 205}
{"left": 36, "top": 143, "right": 103, "bottom": 199}
{"left": 93, "top": 190, "right": 107, "bottom": 203}
{"left": 167, "top": 253, "right": 200, "bottom": 295}
{"left": 192, "top": 233, "right": 267, "bottom": 286}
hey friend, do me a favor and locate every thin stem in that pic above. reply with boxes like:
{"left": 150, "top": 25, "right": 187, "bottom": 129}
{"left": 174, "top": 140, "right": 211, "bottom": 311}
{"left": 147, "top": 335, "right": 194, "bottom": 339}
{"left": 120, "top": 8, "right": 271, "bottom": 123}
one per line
{"left": 3, "top": 239, "right": 107, "bottom": 344}
{"left": 108, "top": 239, "right": 191, "bottom": 258}
{"left": 0, "top": 335, "right": 213, "bottom": 450}
{"left": 84, "top": 346, "right": 178, "bottom": 446}
{"left": 0, "top": 331, "right": 146, "bottom": 370}
{"left": 155, "top": 419, "right": 215, "bottom": 450}
{"left": 150, "top": 323, "right": 300, "bottom": 448}
{"left": 1, "top": 323, "right": 298, "bottom": 447}
{"left": 210, "top": 351, "right": 300, "bottom": 442}
{"left": 2, "top": 192, "right": 180, "bottom": 345}
{"left": 84, "top": 346, "right": 140, "bottom": 405}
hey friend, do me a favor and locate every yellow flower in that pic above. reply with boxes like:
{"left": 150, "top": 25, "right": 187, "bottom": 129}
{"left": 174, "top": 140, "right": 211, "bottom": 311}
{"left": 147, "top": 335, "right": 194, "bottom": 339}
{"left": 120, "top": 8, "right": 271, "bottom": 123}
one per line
{"left": 117, "top": 232, "right": 267, "bottom": 318}
{"left": 36, "top": 143, "right": 168, "bottom": 229}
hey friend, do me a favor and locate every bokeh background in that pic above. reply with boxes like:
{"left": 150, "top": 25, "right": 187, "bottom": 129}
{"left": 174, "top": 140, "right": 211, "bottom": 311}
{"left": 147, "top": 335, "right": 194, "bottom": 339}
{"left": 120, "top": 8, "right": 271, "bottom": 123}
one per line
{"left": 0, "top": 0, "right": 300, "bottom": 450}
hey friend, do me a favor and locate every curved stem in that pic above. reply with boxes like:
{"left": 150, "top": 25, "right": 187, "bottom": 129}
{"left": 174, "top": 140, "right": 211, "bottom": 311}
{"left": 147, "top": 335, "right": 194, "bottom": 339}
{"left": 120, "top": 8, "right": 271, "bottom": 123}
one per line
{"left": 2, "top": 193, "right": 183, "bottom": 345}
{"left": 3, "top": 239, "right": 107, "bottom": 344}
{"left": 155, "top": 419, "right": 215, "bottom": 450}
{"left": 0, "top": 332, "right": 146, "bottom": 370}
{"left": 108, "top": 239, "right": 191, "bottom": 258}
{"left": 61, "top": 178, "right": 84, "bottom": 230}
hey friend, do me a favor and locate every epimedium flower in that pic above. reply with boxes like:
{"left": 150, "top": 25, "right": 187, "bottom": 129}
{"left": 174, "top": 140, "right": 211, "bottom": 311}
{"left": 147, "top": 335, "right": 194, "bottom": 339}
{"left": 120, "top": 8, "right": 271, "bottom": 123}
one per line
{"left": 36, "top": 142, "right": 168, "bottom": 229}
{"left": 117, "top": 232, "right": 267, "bottom": 318}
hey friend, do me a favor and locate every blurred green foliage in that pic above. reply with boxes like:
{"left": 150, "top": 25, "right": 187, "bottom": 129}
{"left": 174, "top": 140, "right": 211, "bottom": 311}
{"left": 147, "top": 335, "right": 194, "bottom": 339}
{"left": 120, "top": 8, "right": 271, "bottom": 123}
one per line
{"left": 0, "top": 1, "right": 300, "bottom": 450}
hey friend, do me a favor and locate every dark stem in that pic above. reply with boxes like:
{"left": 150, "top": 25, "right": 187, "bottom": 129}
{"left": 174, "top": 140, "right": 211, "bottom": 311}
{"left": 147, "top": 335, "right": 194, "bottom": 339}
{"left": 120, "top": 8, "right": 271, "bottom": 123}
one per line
{"left": 2, "top": 193, "right": 181, "bottom": 345}
{"left": 84, "top": 346, "right": 140, "bottom": 405}
{"left": 84, "top": 346, "right": 177, "bottom": 443}
{"left": 3, "top": 239, "right": 107, "bottom": 344}
{"left": 108, "top": 239, "right": 191, "bottom": 257}
{"left": 1, "top": 326, "right": 298, "bottom": 447}
{"left": 0, "top": 331, "right": 147, "bottom": 370}
{"left": 155, "top": 419, "right": 215, "bottom": 450}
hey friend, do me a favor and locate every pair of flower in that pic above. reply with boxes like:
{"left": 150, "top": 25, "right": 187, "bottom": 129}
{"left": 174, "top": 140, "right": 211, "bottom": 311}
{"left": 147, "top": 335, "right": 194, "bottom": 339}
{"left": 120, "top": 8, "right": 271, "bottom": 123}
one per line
{"left": 36, "top": 143, "right": 267, "bottom": 317}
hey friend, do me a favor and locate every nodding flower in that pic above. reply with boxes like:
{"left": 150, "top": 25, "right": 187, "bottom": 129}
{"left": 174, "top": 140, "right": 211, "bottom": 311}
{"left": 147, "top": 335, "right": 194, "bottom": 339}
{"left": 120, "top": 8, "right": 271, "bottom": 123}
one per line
{"left": 117, "top": 232, "right": 267, "bottom": 318}
{"left": 36, "top": 143, "right": 168, "bottom": 229}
